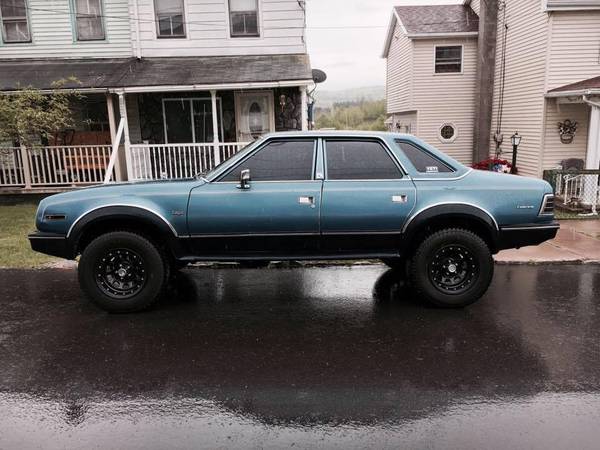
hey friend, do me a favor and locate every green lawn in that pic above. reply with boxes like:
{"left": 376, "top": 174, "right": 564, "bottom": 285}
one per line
{"left": 0, "top": 203, "right": 59, "bottom": 268}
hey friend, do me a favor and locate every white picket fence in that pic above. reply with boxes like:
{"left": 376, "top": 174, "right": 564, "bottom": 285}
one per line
{"left": 0, "top": 142, "right": 248, "bottom": 188}
{"left": 128, "top": 142, "right": 248, "bottom": 181}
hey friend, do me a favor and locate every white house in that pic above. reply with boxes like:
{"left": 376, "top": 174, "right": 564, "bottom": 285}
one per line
{"left": 383, "top": 0, "right": 600, "bottom": 182}
{"left": 0, "top": 0, "right": 312, "bottom": 190}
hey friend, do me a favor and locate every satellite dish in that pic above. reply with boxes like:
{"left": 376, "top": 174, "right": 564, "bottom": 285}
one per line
{"left": 312, "top": 69, "right": 327, "bottom": 84}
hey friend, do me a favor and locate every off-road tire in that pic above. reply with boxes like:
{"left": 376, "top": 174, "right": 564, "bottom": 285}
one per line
{"left": 409, "top": 228, "right": 493, "bottom": 308}
{"left": 78, "top": 231, "right": 170, "bottom": 313}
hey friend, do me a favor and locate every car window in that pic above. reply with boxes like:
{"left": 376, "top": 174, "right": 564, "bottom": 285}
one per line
{"left": 325, "top": 140, "right": 402, "bottom": 180}
{"left": 220, "top": 139, "right": 315, "bottom": 182}
{"left": 395, "top": 140, "right": 454, "bottom": 174}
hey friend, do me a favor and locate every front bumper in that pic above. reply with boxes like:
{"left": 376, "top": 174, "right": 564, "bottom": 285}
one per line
{"left": 28, "top": 231, "right": 72, "bottom": 259}
{"left": 497, "top": 221, "right": 560, "bottom": 250}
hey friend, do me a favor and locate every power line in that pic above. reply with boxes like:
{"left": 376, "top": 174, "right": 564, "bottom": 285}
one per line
{"left": 16, "top": 5, "right": 479, "bottom": 32}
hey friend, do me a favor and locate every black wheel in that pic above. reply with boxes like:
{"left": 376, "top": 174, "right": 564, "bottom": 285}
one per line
{"left": 239, "top": 260, "right": 270, "bottom": 269}
{"left": 78, "top": 231, "right": 169, "bottom": 313}
{"left": 409, "top": 228, "right": 493, "bottom": 308}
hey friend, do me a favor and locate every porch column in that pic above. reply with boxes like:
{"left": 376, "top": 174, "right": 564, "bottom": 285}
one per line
{"left": 117, "top": 92, "right": 132, "bottom": 180}
{"left": 300, "top": 86, "right": 308, "bottom": 131}
{"left": 106, "top": 93, "right": 122, "bottom": 182}
{"left": 586, "top": 105, "right": 600, "bottom": 170}
{"left": 211, "top": 89, "right": 221, "bottom": 166}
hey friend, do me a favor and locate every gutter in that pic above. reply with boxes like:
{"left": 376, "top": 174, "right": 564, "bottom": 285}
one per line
{"left": 112, "top": 79, "right": 315, "bottom": 94}
{"left": 545, "top": 89, "right": 600, "bottom": 98}
{"left": 583, "top": 92, "right": 600, "bottom": 108}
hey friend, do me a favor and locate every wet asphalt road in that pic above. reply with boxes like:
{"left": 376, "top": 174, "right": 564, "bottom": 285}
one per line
{"left": 1, "top": 264, "right": 600, "bottom": 449}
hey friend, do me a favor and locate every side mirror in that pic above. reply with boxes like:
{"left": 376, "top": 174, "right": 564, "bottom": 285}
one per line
{"left": 237, "top": 169, "right": 251, "bottom": 190}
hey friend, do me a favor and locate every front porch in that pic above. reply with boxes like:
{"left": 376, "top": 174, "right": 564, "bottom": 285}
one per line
{"left": 0, "top": 54, "right": 313, "bottom": 193}
{"left": 544, "top": 76, "right": 600, "bottom": 216}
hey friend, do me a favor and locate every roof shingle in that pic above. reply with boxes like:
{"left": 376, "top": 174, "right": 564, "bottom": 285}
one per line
{"left": 0, "top": 54, "right": 312, "bottom": 92}
{"left": 394, "top": 4, "right": 479, "bottom": 35}
{"left": 548, "top": 75, "right": 600, "bottom": 94}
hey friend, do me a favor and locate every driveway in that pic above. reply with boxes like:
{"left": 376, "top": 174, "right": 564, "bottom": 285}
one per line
{"left": 1, "top": 265, "right": 600, "bottom": 449}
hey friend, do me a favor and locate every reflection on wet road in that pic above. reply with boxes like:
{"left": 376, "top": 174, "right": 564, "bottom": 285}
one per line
{"left": 1, "top": 265, "right": 600, "bottom": 449}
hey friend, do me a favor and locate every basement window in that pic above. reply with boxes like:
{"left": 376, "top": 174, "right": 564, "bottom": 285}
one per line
{"left": 435, "top": 45, "right": 463, "bottom": 74}
{"left": 0, "top": 0, "right": 30, "bottom": 43}
{"left": 229, "top": 0, "right": 259, "bottom": 37}
{"left": 74, "top": 0, "right": 105, "bottom": 41}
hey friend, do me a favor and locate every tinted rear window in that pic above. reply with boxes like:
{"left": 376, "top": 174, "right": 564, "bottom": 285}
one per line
{"left": 396, "top": 140, "right": 453, "bottom": 174}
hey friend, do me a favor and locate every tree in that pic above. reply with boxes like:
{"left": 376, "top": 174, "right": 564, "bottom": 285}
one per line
{"left": 315, "top": 100, "right": 387, "bottom": 132}
{"left": 0, "top": 78, "right": 81, "bottom": 147}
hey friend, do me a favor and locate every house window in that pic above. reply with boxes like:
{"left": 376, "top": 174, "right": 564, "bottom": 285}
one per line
{"left": 0, "top": 0, "right": 30, "bottom": 43}
{"left": 163, "top": 98, "right": 223, "bottom": 143}
{"left": 74, "top": 0, "right": 104, "bottom": 41}
{"left": 438, "top": 123, "right": 458, "bottom": 143}
{"left": 154, "top": 0, "right": 185, "bottom": 38}
{"left": 435, "top": 46, "right": 462, "bottom": 74}
{"left": 229, "top": 0, "right": 259, "bottom": 37}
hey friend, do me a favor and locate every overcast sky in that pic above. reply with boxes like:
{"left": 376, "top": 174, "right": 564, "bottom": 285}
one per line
{"left": 305, "top": 0, "right": 463, "bottom": 91}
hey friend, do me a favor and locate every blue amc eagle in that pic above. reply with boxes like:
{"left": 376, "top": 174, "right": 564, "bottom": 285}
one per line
{"left": 29, "top": 131, "right": 558, "bottom": 312}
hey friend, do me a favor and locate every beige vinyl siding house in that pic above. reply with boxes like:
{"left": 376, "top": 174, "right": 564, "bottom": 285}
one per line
{"left": 384, "top": 0, "right": 600, "bottom": 182}
{"left": 488, "top": 0, "right": 549, "bottom": 176}
{"left": 382, "top": 4, "right": 479, "bottom": 164}
{"left": 490, "top": 0, "right": 600, "bottom": 176}
{"left": 412, "top": 38, "right": 477, "bottom": 163}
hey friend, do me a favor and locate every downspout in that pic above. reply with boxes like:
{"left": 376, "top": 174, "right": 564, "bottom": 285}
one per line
{"left": 133, "top": 0, "right": 142, "bottom": 59}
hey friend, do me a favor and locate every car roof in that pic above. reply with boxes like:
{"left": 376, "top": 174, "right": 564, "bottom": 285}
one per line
{"left": 262, "top": 130, "right": 411, "bottom": 139}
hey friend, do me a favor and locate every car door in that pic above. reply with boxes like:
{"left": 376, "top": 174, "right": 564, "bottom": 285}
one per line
{"left": 320, "top": 138, "right": 417, "bottom": 255}
{"left": 187, "top": 138, "right": 321, "bottom": 256}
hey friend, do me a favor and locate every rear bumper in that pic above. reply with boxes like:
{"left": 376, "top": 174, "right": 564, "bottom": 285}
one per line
{"left": 28, "top": 231, "right": 72, "bottom": 259}
{"left": 497, "top": 221, "right": 560, "bottom": 250}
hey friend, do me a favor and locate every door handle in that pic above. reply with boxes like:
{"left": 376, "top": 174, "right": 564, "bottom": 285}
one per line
{"left": 298, "top": 196, "right": 315, "bottom": 206}
{"left": 392, "top": 195, "right": 408, "bottom": 203}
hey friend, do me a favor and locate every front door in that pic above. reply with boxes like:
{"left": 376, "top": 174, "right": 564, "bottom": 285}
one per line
{"left": 320, "top": 138, "right": 417, "bottom": 254}
{"left": 234, "top": 91, "right": 275, "bottom": 142}
{"left": 187, "top": 138, "right": 320, "bottom": 256}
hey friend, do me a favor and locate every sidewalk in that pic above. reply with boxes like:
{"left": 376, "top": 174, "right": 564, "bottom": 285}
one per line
{"left": 495, "top": 220, "right": 600, "bottom": 264}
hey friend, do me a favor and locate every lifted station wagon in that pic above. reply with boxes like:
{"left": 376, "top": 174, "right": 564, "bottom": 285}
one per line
{"left": 29, "top": 132, "right": 558, "bottom": 312}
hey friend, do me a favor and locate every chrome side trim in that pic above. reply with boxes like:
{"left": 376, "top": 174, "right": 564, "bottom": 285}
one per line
{"left": 401, "top": 201, "right": 499, "bottom": 233}
{"left": 501, "top": 224, "right": 560, "bottom": 231}
{"left": 189, "top": 232, "right": 318, "bottom": 238}
{"left": 322, "top": 230, "right": 401, "bottom": 235}
{"left": 28, "top": 235, "right": 66, "bottom": 240}
{"left": 411, "top": 168, "right": 473, "bottom": 181}
{"left": 67, "top": 204, "right": 178, "bottom": 238}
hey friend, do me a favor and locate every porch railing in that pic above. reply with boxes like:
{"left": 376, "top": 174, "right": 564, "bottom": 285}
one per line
{"left": 543, "top": 169, "right": 600, "bottom": 218}
{"left": 1, "top": 145, "right": 112, "bottom": 187}
{"left": 0, "top": 148, "right": 25, "bottom": 186}
{"left": 28, "top": 146, "right": 112, "bottom": 186}
{"left": 0, "top": 142, "right": 248, "bottom": 188}
{"left": 129, "top": 142, "right": 248, "bottom": 181}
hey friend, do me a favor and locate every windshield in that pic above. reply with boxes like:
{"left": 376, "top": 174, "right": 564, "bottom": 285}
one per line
{"left": 196, "top": 139, "right": 262, "bottom": 180}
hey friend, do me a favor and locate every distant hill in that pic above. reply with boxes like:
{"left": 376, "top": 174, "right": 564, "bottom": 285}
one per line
{"left": 312, "top": 86, "right": 385, "bottom": 108}
{"left": 315, "top": 99, "right": 387, "bottom": 132}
